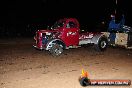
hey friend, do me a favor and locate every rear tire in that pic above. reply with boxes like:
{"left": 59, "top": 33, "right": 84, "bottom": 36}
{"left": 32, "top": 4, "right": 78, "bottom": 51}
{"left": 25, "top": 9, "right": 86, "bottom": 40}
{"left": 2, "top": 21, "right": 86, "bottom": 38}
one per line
{"left": 95, "top": 37, "right": 108, "bottom": 51}
{"left": 50, "top": 43, "right": 63, "bottom": 56}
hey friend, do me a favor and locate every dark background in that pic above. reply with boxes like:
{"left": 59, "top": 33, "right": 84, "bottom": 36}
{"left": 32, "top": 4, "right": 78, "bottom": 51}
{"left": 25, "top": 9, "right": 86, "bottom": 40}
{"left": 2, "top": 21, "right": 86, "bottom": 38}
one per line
{"left": 0, "top": 0, "right": 131, "bottom": 37}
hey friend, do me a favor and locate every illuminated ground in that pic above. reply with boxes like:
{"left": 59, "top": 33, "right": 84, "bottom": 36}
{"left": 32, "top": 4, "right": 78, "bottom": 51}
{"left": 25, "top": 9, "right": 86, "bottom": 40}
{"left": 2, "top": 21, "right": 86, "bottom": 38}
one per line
{"left": 0, "top": 38, "right": 132, "bottom": 88}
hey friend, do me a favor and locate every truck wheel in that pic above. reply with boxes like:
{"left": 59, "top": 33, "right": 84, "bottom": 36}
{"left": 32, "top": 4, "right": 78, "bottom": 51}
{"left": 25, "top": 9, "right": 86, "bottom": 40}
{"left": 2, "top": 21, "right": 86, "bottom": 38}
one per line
{"left": 95, "top": 38, "right": 108, "bottom": 51}
{"left": 50, "top": 43, "right": 63, "bottom": 56}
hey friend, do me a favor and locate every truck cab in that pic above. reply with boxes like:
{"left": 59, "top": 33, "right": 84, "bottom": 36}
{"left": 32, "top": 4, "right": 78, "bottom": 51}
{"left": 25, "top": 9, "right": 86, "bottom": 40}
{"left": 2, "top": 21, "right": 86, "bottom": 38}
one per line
{"left": 53, "top": 18, "right": 80, "bottom": 47}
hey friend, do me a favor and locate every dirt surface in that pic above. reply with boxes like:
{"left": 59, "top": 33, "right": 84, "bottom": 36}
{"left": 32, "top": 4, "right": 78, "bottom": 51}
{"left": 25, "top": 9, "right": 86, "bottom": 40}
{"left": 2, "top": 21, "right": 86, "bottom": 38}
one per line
{"left": 0, "top": 38, "right": 132, "bottom": 88}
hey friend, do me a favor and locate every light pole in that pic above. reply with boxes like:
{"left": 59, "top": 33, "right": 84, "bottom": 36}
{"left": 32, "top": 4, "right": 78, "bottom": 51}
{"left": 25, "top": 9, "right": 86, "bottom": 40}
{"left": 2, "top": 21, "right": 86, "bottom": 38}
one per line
{"left": 115, "top": 0, "right": 117, "bottom": 14}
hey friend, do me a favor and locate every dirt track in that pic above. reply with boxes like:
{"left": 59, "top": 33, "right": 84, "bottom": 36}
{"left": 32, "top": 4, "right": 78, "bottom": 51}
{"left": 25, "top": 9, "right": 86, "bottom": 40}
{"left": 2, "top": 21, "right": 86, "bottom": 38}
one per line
{"left": 0, "top": 38, "right": 132, "bottom": 88}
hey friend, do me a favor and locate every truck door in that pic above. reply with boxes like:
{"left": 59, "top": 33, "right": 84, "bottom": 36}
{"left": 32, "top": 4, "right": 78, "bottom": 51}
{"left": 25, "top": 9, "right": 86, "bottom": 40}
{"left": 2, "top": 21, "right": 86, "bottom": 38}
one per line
{"left": 65, "top": 21, "right": 79, "bottom": 46}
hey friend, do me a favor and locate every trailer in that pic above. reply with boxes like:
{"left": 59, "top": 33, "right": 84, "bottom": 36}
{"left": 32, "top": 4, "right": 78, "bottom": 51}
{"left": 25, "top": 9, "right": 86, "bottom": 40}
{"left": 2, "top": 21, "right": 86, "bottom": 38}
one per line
{"left": 102, "top": 14, "right": 132, "bottom": 49}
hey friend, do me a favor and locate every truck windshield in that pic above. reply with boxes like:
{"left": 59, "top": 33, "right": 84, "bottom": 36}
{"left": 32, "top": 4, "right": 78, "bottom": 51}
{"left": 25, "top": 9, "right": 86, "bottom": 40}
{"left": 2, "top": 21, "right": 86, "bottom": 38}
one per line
{"left": 51, "top": 20, "right": 65, "bottom": 29}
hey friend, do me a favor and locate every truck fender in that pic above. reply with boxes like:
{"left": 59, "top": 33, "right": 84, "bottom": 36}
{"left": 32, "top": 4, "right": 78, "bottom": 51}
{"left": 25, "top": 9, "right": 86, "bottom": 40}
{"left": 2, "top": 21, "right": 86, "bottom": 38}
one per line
{"left": 46, "top": 39, "right": 66, "bottom": 50}
{"left": 91, "top": 34, "right": 108, "bottom": 44}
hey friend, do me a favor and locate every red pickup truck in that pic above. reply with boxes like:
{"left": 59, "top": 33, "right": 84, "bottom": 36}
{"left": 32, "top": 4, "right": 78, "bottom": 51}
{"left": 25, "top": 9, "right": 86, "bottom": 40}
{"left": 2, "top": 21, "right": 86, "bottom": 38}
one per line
{"left": 33, "top": 18, "right": 108, "bottom": 56}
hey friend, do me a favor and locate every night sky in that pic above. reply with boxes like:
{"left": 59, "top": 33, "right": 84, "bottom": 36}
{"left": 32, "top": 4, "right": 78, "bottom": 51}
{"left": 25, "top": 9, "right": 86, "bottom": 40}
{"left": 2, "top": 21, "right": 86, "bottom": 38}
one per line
{"left": 0, "top": 0, "right": 131, "bottom": 37}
